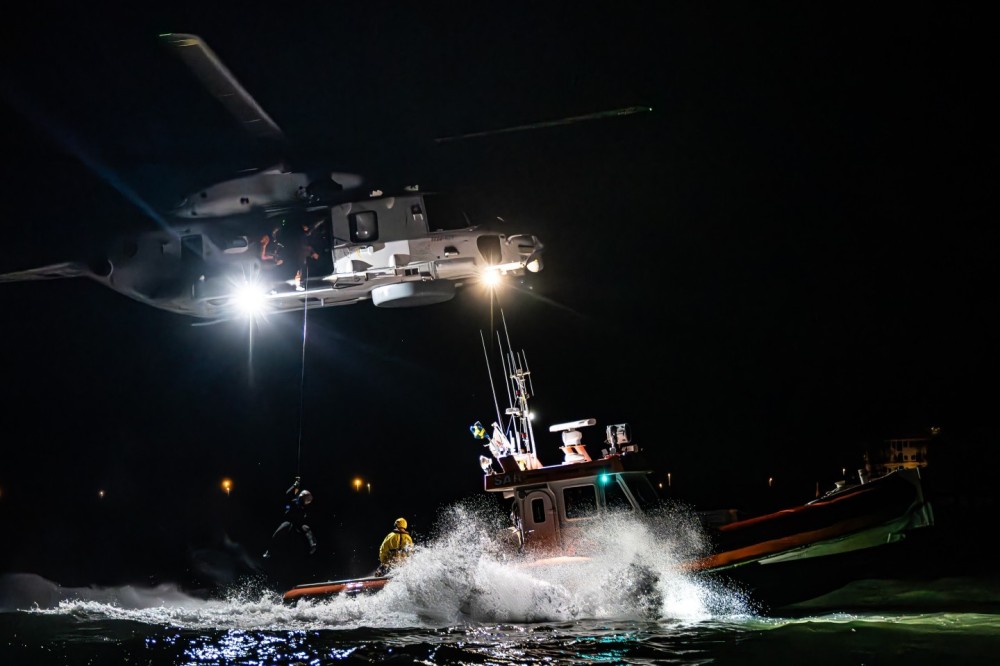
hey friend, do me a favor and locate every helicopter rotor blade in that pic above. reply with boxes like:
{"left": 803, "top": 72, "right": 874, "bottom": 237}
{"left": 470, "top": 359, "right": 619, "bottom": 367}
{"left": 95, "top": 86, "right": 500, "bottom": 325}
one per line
{"left": 433, "top": 105, "right": 652, "bottom": 143}
{"left": 160, "top": 33, "right": 286, "bottom": 143}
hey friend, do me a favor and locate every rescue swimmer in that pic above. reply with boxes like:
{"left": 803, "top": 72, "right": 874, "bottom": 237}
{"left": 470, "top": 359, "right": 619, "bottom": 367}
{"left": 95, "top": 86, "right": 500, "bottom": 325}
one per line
{"left": 376, "top": 517, "right": 414, "bottom": 575}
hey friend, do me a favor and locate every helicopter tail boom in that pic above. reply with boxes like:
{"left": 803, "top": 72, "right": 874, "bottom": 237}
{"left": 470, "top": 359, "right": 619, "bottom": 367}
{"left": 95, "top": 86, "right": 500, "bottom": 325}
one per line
{"left": 0, "top": 261, "right": 92, "bottom": 282}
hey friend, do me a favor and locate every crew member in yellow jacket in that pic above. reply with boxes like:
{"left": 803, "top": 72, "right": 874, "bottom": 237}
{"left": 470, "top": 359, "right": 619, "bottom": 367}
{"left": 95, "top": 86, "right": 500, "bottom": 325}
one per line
{"left": 377, "top": 517, "right": 414, "bottom": 575}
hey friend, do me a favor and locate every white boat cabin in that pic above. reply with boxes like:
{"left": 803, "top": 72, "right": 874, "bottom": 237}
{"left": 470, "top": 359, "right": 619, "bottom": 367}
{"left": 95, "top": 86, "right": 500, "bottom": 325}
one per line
{"left": 481, "top": 420, "right": 663, "bottom": 552}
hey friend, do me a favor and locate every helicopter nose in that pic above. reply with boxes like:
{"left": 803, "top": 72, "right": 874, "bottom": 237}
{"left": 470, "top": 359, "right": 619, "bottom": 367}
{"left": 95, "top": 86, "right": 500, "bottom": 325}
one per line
{"left": 510, "top": 234, "right": 544, "bottom": 273}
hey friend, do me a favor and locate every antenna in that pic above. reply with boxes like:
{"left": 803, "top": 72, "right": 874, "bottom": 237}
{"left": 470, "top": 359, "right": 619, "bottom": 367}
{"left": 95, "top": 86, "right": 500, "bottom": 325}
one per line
{"left": 476, "top": 311, "right": 542, "bottom": 471}
{"left": 498, "top": 310, "right": 538, "bottom": 466}
{"left": 480, "top": 329, "right": 503, "bottom": 428}
{"left": 496, "top": 329, "right": 514, "bottom": 421}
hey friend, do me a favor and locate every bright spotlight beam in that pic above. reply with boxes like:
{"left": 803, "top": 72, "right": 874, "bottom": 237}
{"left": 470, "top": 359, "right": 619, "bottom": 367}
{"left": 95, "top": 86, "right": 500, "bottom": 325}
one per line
{"left": 481, "top": 269, "right": 503, "bottom": 289}
{"left": 232, "top": 284, "right": 269, "bottom": 317}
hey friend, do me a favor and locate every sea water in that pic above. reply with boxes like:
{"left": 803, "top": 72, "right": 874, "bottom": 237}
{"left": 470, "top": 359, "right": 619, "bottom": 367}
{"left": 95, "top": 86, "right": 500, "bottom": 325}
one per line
{"left": 2, "top": 501, "right": 998, "bottom": 665}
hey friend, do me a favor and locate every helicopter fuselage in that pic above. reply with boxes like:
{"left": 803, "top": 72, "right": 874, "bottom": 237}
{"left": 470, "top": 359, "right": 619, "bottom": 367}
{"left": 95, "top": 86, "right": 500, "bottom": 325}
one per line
{"left": 90, "top": 189, "right": 542, "bottom": 320}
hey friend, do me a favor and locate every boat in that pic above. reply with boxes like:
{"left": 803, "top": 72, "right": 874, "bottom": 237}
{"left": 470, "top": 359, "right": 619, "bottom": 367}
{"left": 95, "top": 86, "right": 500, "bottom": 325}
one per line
{"left": 281, "top": 323, "right": 935, "bottom": 608}
{"left": 283, "top": 575, "right": 390, "bottom": 602}
{"left": 470, "top": 343, "right": 934, "bottom": 608}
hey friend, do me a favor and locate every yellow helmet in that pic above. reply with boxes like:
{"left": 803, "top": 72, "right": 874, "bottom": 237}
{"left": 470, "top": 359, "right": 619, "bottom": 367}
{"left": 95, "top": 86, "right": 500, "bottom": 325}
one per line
{"left": 394, "top": 517, "right": 407, "bottom": 530}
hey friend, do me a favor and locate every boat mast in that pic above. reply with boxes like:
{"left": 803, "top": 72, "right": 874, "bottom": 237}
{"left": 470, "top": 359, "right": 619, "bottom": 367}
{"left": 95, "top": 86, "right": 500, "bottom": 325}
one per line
{"left": 498, "top": 311, "right": 540, "bottom": 468}
{"left": 480, "top": 329, "right": 504, "bottom": 428}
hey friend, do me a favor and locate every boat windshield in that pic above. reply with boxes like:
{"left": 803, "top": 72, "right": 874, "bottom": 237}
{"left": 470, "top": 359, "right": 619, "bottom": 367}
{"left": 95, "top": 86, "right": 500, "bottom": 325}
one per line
{"left": 622, "top": 473, "right": 663, "bottom": 511}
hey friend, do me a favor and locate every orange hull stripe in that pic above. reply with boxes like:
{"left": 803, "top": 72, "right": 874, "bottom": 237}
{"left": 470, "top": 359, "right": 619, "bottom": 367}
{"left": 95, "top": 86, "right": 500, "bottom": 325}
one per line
{"left": 683, "top": 513, "right": 891, "bottom": 572}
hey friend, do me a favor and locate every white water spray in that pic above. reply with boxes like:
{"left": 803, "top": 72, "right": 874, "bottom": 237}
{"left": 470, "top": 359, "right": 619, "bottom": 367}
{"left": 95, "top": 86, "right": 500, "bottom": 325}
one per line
{"left": 5, "top": 499, "right": 752, "bottom": 629}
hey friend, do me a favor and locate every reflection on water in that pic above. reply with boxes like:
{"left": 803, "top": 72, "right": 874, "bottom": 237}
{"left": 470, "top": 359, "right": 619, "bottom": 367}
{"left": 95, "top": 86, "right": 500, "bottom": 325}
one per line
{"left": 2, "top": 502, "right": 999, "bottom": 664}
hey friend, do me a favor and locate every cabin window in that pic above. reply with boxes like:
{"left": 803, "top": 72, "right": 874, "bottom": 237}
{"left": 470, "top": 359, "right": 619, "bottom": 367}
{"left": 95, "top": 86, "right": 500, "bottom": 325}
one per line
{"left": 223, "top": 236, "right": 249, "bottom": 254}
{"left": 531, "top": 498, "right": 547, "bottom": 523}
{"left": 424, "top": 193, "right": 470, "bottom": 231}
{"left": 410, "top": 203, "right": 424, "bottom": 223}
{"left": 181, "top": 235, "right": 203, "bottom": 258}
{"left": 181, "top": 235, "right": 204, "bottom": 271}
{"left": 603, "top": 478, "right": 633, "bottom": 512}
{"left": 349, "top": 211, "right": 379, "bottom": 242}
{"left": 563, "top": 484, "right": 597, "bottom": 519}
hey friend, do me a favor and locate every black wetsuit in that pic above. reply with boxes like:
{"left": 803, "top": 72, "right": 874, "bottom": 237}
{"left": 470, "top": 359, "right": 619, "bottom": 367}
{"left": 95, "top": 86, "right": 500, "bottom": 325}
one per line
{"left": 268, "top": 483, "right": 316, "bottom": 555}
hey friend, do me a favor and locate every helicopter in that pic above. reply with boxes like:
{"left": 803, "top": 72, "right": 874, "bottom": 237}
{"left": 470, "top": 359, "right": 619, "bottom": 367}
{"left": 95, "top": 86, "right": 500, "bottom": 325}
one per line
{"left": 0, "top": 33, "right": 554, "bottom": 321}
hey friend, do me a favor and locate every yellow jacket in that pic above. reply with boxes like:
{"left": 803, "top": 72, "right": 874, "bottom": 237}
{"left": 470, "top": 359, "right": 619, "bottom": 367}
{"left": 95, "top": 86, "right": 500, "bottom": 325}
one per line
{"left": 378, "top": 528, "right": 413, "bottom": 565}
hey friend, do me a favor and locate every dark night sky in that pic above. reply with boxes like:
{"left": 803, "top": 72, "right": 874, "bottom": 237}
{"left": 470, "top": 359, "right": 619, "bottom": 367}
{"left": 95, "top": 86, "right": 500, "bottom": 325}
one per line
{"left": 0, "top": 3, "right": 995, "bottom": 590}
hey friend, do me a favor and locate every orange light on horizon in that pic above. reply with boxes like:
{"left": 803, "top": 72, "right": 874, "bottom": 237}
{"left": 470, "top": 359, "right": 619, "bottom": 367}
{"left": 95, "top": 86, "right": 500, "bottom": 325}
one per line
{"left": 221, "top": 478, "right": 233, "bottom": 495}
{"left": 353, "top": 477, "right": 363, "bottom": 492}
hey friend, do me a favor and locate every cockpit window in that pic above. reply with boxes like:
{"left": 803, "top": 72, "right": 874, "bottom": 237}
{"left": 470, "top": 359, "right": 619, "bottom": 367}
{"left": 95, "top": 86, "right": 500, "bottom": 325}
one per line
{"left": 623, "top": 474, "right": 663, "bottom": 511}
{"left": 604, "top": 477, "right": 633, "bottom": 512}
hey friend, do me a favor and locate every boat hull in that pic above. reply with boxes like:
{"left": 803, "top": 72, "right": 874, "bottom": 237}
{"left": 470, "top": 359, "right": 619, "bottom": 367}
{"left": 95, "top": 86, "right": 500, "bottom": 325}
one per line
{"left": 691, "top": 468, "right": 932, "bottom": 571}
{"left": 700, "top": 524, "right": 940, "bottom": 610}
{"left": 689, "top": 468, "right": 935, "bottom": 609}
{"left": 282, "top": 576, "right": 390, "bottom": 603}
